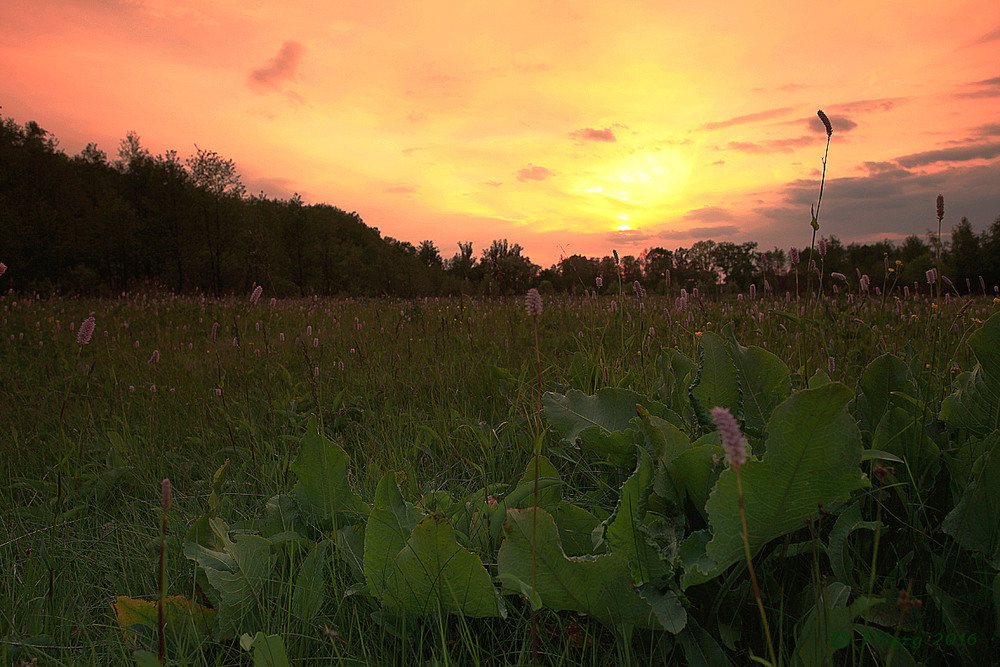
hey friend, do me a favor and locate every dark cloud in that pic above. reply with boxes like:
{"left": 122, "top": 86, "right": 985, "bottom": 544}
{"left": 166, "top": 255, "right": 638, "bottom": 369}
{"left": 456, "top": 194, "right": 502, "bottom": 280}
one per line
{"left": 807, "top": 114, "right": 858, "bottom": 134}
{"left": 249, "top": 41, "right": 305, "bottom": 91}
{"left": 656, "top": 225, "right": 739, "bottom": 240}
{"left": 954, "top": 77, "right": 1000, "bottom": 99}
{"left": 683, "top": 206, "right": 735, "bottom": 222}
{"left": 754, "top": 161, "right": 1000, "bottom": 250}
{"left": 972, "top": 123, "right": 1000, "bottom": 137}
{"left": 517, "top": 164, "right": 553, "bottom": 182}
{"left": 896, "top": 142, "right": 1000, "bottom": 168}
{"left": 827, "top": 98, "right": 900, "bottom": 114}
{"left": 862, "top": 161, "right": 912, "bottom": 178}
{"left": 570, "top": 127, "right": 616, "bottom": 142}
{"left": 701, "top": 107, "right": 793, "bottom": 130}
{"left": 721, "top": 135, "right": 817, "bottom": 154}
{"left": 606, "top": 228, "right": 652, "bottom": 244}
{"left": 967, "top": 27, "right": 1000, "bottom": 46}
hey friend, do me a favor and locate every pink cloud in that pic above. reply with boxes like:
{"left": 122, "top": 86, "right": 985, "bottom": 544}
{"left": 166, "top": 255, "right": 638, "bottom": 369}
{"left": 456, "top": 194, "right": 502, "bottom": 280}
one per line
{"left": 570, "top": 127, "right": 616, "bottom": 142}
{"left": 249, "top": 41, "right": 305, "bottom": 91}
{"left": 516, "top": 164, "right": 553, "bottom": 182}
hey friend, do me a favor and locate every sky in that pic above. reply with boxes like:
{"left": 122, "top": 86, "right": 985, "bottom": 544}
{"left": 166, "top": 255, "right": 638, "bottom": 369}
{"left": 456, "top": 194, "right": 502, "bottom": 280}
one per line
{"left": 2, "top": 0, "right": 999, "bottom": 267}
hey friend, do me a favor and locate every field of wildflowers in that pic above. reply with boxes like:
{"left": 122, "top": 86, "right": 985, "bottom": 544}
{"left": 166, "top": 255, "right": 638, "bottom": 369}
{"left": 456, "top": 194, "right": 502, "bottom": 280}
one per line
{"left": 3, "top": 270, "right": 1000, "bottom": 665}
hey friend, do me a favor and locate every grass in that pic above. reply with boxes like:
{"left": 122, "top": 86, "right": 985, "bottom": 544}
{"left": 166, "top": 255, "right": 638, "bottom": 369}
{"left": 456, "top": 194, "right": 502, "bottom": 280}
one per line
{"left": 2, "top": 284, "right": 997, "bottom": 665}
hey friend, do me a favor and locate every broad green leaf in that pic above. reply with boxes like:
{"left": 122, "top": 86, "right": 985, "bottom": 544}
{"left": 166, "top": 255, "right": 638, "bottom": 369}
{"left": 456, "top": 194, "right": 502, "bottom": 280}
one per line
{"left": 793, "top": 582, "right": 881, "bottom": 667}
{"left": 497, "top": 507, "right": 684, "bottom": 635}
{"left": 603, "top": 448, "right": 674, "bottom": 584}
{"left": 364, "top": 473, "right": 424, "bottom": 595}
{"left": 827, "top": 502, "right": 879, "bottom": 591}
{"left": 382, "top": 513, "right": 506, "bottom": 618}
{"left": 669, "top": 441, "right": 724, "bottom": 521}
{"left": 676, "top": 617, "right": 735, "bottom": 667}
{"left": 515, "top": 455, "right": 562, "bottom": 508}
{"left": 872, "top": 406, "right": 940, "bottom": 487}
{"left": 291, "top": 539, "right": 330, "bottom": 623}
{"left": 852, "top": 626, "right": 916, "bottom": 667}
{"left": 240, "top": 631, "right": 291, "bottom": 667}
{"left": 548, "top": 501, "right": 601, "bottom": 557}
{"left": 183, "top": 518, "right": 275, "bottom": 639}
{"left": 941, "top": 438, "right": 1000, "bottom": 568}
{"left": 690, "top": 332, "right": 739, "bottom": 429}
{"left": 659, "top": 348, "right": 697, "bottom": 423}
{"left": 681, "top": 383, "right": 866, "bottom": 587}
{"left": 113, "top": 595, "right": 215, "bottom": 645}
{"left": 851, "top": 354, "right": 915, "bottom": 442}
{"left": 290, "top": 429, "right": 369, "bottom": 529}
{"left": 543, "top": 388, "right": 675, "bottom": 464}
{"left": 725, "top": 323, "right": 791, "bottom": 436}
{"left": 940, "top": 312, "right": 1000, "bottom": 437}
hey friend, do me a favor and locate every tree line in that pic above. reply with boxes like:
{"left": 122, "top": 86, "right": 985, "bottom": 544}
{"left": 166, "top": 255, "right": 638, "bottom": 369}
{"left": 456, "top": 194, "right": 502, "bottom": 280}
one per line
{"left": 2, "top": 112, "right": 999, "bottom": 298}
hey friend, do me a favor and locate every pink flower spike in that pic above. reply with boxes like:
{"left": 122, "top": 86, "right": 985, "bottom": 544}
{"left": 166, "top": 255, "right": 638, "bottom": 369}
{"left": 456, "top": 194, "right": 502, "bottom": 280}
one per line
{"left": 711, "top": 407, "right": 747, "bottom": 470}
{"left": 77, "top": 315, "right": 96, "bottom": 345}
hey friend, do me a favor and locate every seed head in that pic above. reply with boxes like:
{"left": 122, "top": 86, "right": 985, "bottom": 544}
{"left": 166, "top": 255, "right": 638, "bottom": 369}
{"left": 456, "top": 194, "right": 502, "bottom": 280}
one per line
{"left": 711, "top": 406, "right": 747, "bottom": 470}
{"left": 818, "top": 238, "right": 827, "bottom": 257}
{"left": 790, "top": 247, "right": 799, "bottom": 265}
{"left": 817, "top": 109, "right": 833, "bottom": 136}
{"left": 936, "top": 194, "right": 944, "bottom": 221}
{"left": 526, "top": 288, "right": 543, "bottom": 317}
{"left": 612, "top": 249, "right": 619, "bottom": 265}
{"left": 77, "top": 315, "right": 96, "bottom": 345}
{"left": 926, "top": 268, "right": 937, "bottom": 285}
{"left": 250, "top": 285, "right": 263, "bottom": 305}
{"left": 161, "top": 478, "right": 172, "bottom": 512}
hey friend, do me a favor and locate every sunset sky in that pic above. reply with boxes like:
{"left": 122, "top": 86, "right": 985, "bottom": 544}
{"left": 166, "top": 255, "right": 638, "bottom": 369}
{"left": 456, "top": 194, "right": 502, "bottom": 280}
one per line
{"left": 2, "top": 0, "right": 999, "bottom": 267}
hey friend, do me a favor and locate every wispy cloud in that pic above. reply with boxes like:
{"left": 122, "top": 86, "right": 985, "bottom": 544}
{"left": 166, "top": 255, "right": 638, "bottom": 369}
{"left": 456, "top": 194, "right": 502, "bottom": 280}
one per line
{"left": 896, "top": 142, "right": 1000, "bottom": 168}
{"left": 656, "top": 225, "right": 739, "bottom": 240}
{"left": 517, "top": 164, "right": 553, "bottom": 182}
{"left": 683, "top": 206, "right": 735, "bottom": 222}
{"left": 384, "top": 185, "right": 417, "bottom": 194}
{"left": 249, "top": 40, "right": 304, "bottom": 91}
{"left": 954, "top": 76, "right": 1000, "bottom": 99}
{"left": 570, "top": 127, "right": 616, "bottom": 142}
{"left": 702, "top": 107, "right": 793, "bottom": 131}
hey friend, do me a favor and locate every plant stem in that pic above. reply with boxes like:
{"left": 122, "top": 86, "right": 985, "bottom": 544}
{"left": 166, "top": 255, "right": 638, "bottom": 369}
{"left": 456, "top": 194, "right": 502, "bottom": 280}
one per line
{"left": 737, "top": 469, "right": 778, "bottom": 666}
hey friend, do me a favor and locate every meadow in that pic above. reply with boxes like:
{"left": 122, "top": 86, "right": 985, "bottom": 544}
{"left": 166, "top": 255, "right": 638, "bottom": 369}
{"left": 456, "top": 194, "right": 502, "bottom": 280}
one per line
{"left": 2, "top": 279, "right": 999, "bottom": 666}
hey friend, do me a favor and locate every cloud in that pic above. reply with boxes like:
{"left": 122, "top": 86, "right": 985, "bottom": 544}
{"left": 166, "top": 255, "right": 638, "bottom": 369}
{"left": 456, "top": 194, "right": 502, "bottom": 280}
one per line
{"left": 683, "top": 206, "right": 735, "bottom": 222}
{"left": 701, "top": 107, "right": 793, "bottom": 131}
{"left": 570, "top": 127, "right": 616, "bottom": 142}
{"left": 807, "top": 114, "right": 857, "bottom": 134}
{"left": 485, "top": 179, "right": 503, "bottom": 187}
{"left": 896, "top": 142, "right": 1000, "bottom": 168}
{"left": 862, "top": 161, "right": 912, "bottom": 178}
{"left": 517, "top": 164, "right": 553, "bottom": 182}
{"left": 384, "top": 185, "right": 417, "bottom": 194}
{"left": 606, "top": 228, "right": 652, "bottom": 243}
{"left": 720, "top": 135, "right": 816, "bottom": 154}
{"left": 967, "top": 26, "right": 1000, "bottom": 46}
{"left": 249, "top": 40, "right": 304, "bottom": 91}
{"left": 656, "top": 225, "right": 739, "bottom": 240}
{"left": 827, "top": 98, "right": 900, "bottom": 114}
{"left": 954, "top": 76, "right": 1000, "bottom": 99}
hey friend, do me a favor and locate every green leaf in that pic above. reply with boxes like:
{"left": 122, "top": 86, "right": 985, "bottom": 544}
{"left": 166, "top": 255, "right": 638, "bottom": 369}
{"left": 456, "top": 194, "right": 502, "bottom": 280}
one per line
{"left": 113, "top": 595, "right": 215, "bottom": 646}
{"left": 681, "top": 383, "right": 866, "bottom": 587}
{"left": 690, "top": 333, "right": 740, "bottom": 431}
{"left": 182, "top": 518, "right": 275, "bottom": 639}
{"left": 851, "top": 354, "right": 915, "bottom": 442}
{"left": 676, "top": 616, "right": 735, "bottom": 667}
{"left": 291, "top": 539, "right": 330, "bottom": 623}
{"left": 364, "top": 473, "right": 425, "bottom": 595}
{"left": 872, "top": 406, "right": 940, "bottom": 487}
{"left": 603, "top": 448, "right": 674, "bottom": 584}
{"left": 659, "top": 348, "right": 697, "bottom": 423}
{"left": 826, "top": 502, "right": 879, "bottom": 591}
{"left": 792, "top": 582, "right": 881, "bottom": 667}
{"left": 543, "top": 388, "right": 674, "bottom": 464}
{"left": 941, "top": 438, "right": 1000, "bottom": 568}
{"left": 240, "top": 631, "right": 292, "bottom": 667}
{"left": 725, "top": 324, "right": 791, "bottom": 436}
{"left": 497, "top": 507, "right": 684, "bottom": 635}
{"left": 515, "top": 455, "right": 562, "bottom": 508}
{"left": 382, "top": 513, "right": 506, "bottom": 618}
{"left": 852, "top": 626, "right": 916, "bottom": 667}
{"left": 290, "top": 429, "right": 370, "bottom": 529}
{"left": 548, "top": 501, "right": 601, "bottom": 557}
{"left": 940, "top": 312, "right": 1000, "bottom": 437}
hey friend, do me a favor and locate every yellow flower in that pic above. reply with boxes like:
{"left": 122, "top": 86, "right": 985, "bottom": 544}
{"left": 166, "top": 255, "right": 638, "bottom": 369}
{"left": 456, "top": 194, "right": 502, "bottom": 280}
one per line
{"left": 895, "top": 260, "right": 903, "bottom": 266}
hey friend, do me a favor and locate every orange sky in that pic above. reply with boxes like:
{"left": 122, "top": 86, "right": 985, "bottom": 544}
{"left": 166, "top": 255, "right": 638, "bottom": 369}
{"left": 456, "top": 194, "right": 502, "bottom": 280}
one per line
{"left": 2, "top": 0, "right": 999, "bottom": 267}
